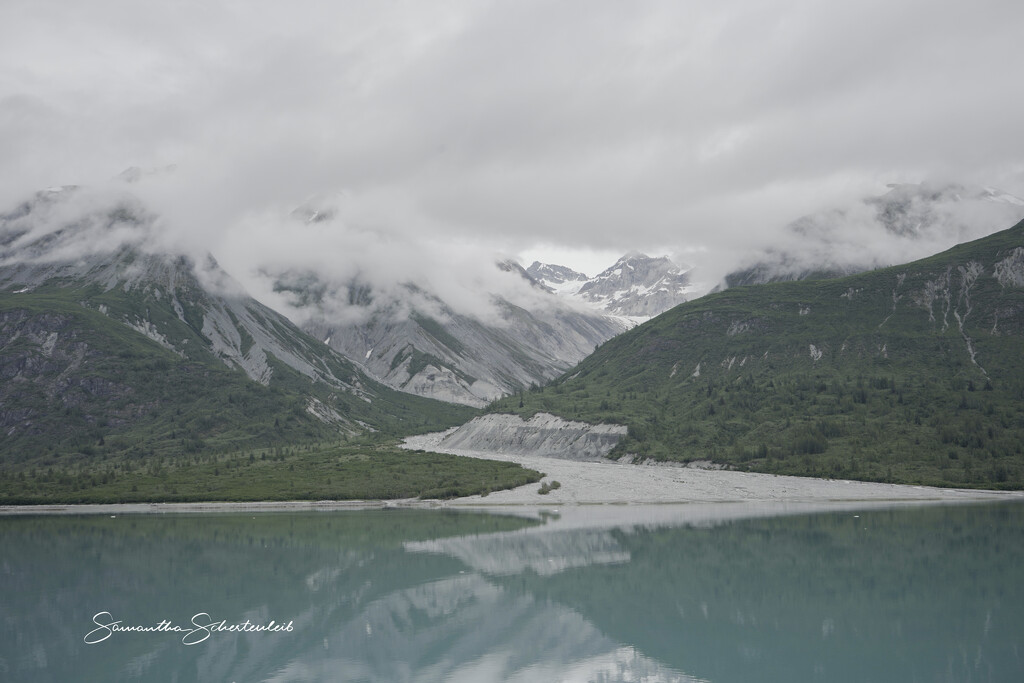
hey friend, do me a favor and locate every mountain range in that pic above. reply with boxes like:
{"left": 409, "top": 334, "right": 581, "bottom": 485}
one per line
{"left": 281, "top": 251, "right": 700, "bottom": 408}
{"left": 527, "top": 253, "right": 700, "bottom": 319}
{"left": 3, "top": 179, "right": 1024, "bottom": 491}
{"left": 265, "top": 256, "right": 628, "bottom": 408}
{"left": 276, "top": 247, "right": 713, "bottom": 407}
{"left": 0, "top": 186, "right": 474, "bottom": 465}
{"left": 491, "top": 218, "right": 1024, "bottom": 488}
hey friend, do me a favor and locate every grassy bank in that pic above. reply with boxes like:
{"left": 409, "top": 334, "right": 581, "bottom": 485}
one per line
{"left": 0, "top": 441, "right": 542, "bottom": 504}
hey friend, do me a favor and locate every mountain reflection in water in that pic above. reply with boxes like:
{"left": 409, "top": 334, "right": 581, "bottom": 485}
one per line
{"left": 1, "top": 501, "right": 1022, "bottom": 682}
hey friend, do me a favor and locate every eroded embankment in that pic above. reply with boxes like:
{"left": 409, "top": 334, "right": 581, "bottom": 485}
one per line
{"left": 424, "top": 412, "right": 627, "bottom": 461}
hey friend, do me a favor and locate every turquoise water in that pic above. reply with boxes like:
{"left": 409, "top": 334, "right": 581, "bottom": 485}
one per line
{"left": 1, "top": 501, "right": 1022, "bottom": 682}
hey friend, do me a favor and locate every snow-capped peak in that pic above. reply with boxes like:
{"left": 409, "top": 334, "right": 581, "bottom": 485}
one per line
{"left": 528, "top": 252, "right": 699, "bottom": 320}
{"left": 526, "top": 261, "right": 590, "bottom": 285}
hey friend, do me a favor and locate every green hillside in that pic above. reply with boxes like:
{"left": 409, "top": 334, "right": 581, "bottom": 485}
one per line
{"left": 489, "top": 221, "right": 1024, "bottom": 488}
{"left": 0, "top": 184, "right": 545, "bottom": 504}
{"left": 0, "top": 284, "right": 474, "bottom": 464}
{"left": 0, "top": 281, "right": 542, "bottom": 504}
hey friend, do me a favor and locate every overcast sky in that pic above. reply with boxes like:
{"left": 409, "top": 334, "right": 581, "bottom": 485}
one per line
{"left": 3, "top": 0, "right": 1024, "bottom": 282}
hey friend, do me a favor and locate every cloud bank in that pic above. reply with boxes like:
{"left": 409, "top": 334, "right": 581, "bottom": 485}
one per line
{"left": 2, "top": 0, "right": 1023, "bottom": 300}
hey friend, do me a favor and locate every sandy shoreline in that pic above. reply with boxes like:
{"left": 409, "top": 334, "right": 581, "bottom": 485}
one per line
{"left": 3, "top": 433, "right": 1021, "bottom": 515}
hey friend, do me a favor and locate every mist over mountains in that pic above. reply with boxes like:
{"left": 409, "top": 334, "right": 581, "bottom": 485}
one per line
{"left": 4, "top": 176, "right": 1024, "bottom": 412}
{"left": 270, "top": 265, "right": 626, "bottom": 407}
{"left": 0, "top": 184, "right": 631, "bottom": 409}
{"left": 724, "top": 181, "right": 1024, "bottom": 287}
{"left": 0, "top": 186, "right": 478, "bottom": 460}
{"left": 492, "top": 218, "right": 1024, "bottom": 488}
{"left": 4, "top": 173, "right": 1024, "bottom": 490}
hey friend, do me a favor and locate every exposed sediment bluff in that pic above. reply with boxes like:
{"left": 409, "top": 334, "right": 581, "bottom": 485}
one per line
{"left": 422, "top": 412, "right": 627, "bottom": 461}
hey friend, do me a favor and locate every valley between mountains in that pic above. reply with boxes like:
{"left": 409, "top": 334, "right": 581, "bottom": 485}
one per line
{"left": 2, "top": 182, "right": 1024, "bottom": 504}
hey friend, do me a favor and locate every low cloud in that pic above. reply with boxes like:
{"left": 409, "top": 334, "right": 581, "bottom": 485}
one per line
{"left": 209, "top": 190, "right": 575, "bottom": 327}
{"left": 0, "top": 185, "right": 154, "bottom": 262}
{"left": 0, "top": 178, "right": 603, "bottom": 328}
{"left": 725, "top": 182, "right": 1024, "bottom": 285}
{"left": 2, "top": 1, "right": 1024, "bottom": 305}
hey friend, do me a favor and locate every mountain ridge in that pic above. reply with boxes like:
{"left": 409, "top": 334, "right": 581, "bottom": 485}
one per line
{"left": 0, "top": 187, "right": 476, "bottom": 466}
{"left": 264, "top": 241, "right": 628, "bottom": 407}
{"left": 488, "top": 219, "right": 1024, "bottom": 488}
{"left": 527, "top": 252, "right": 699, "bottom": 320}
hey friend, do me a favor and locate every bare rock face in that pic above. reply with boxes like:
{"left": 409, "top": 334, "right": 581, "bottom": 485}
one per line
{"left": 0, "top": 188, "right": 367, "bottom": 395}
{"left": 433, "top": 412, "right": 627, "bottom": 460}
{"left": 283, "top": 274, "right": 627, "bottom": 408}
{"left": 525, "top": 262, "right": 589, "bottom": 287}
{"left": 994, "top": 247, "right": 1024, "bottom": 288}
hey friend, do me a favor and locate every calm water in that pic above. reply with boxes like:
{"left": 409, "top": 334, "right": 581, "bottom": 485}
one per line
{"left": 1, "top": 501, "right": 1022, "bottom": 682}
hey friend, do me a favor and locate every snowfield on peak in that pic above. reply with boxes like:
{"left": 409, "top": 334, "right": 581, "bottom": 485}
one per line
{"left": 527, "top": 253, "right": 703, "bottom": 320}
